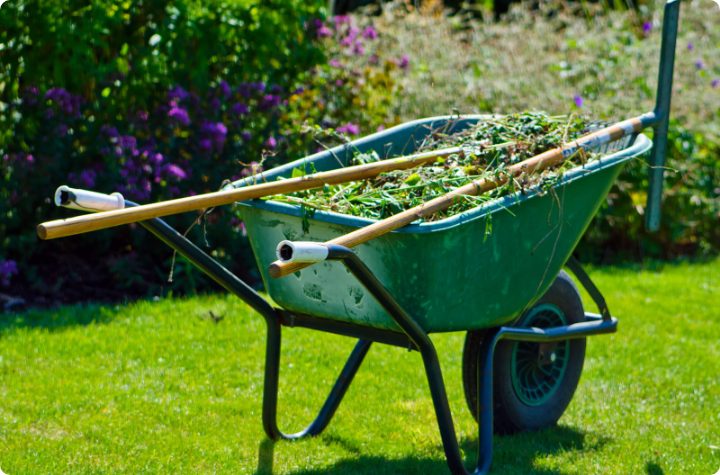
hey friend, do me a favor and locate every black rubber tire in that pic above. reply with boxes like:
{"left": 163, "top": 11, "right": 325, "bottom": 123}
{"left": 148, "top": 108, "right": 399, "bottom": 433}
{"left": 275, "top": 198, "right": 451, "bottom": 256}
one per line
{"left": 462, "top": 270, "right": 587, "bottom": 434}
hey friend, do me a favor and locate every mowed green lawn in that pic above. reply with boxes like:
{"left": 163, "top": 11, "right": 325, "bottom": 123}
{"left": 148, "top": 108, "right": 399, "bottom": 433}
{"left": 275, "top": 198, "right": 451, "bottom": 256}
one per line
{"left": 0, "top": 259, "right": 717, "bottom": 474}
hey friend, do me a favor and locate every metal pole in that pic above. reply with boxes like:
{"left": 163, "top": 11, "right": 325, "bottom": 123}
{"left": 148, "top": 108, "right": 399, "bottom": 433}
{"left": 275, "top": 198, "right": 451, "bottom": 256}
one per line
{"left": 646, "top": 0, "right": 681, "bottom": 231}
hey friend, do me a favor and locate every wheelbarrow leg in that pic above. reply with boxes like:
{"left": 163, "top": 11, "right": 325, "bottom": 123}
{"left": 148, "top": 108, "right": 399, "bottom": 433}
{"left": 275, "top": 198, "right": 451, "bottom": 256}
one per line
{"left": 417, "top": 332, "right": 493, "bottom": 474}
{"left": 262, "top": 317, "right": 372, "bottom": 440}
{"left": 328, "top": 247, "right": 491, "bottom": 474}
{"left": 130, "top": 215, "right": 371, "bottom": 442}
{"left": 475, "top": 327, "right": 499, "bottom": 474}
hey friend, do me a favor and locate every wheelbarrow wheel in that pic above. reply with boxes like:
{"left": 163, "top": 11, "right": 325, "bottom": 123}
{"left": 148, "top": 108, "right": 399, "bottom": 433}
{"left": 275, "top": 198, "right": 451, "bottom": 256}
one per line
{"left": 462, "top": 270, "right": 587, "bottom": 434}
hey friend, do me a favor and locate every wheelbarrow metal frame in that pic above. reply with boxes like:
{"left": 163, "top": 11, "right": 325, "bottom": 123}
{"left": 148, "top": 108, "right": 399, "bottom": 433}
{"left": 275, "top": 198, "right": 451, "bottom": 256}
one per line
{"left": 134, "top": 209, "right": 615, "bottom": 475}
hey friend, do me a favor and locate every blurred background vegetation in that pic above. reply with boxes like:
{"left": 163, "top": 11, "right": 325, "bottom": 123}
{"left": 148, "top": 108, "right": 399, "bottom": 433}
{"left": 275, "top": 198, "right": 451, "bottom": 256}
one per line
{"left": 0, "top": 0, "right": 717, "bottom": 308}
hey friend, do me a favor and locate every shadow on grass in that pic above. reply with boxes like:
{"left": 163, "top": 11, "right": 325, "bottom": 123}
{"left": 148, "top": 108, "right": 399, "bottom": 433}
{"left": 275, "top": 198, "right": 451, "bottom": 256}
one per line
{"left": 645, "top": 461, "right": 665, "bottom": 475}
{"left": 256, "top": 425, "right": 609, "bottom": 475}
{"left": 0, "top": 302, "right": 119, "bottom": 334}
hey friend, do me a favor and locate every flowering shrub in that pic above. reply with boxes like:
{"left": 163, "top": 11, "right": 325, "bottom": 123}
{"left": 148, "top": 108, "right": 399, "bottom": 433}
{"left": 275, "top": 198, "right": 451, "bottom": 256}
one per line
{"left": 372, "top": 2, "right": 719, "bottom": 261}
{"left": 0, "top": 3, "right": 402, "bottom": 305}
{"left": 0, "top": 260, "right": 18, "bottom": 287}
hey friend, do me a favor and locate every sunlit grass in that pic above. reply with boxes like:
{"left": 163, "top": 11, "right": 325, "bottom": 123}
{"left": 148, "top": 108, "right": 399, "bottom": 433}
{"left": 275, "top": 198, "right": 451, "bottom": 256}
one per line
{"left": 0, "top": 259, "right": 717, "bottom": 474}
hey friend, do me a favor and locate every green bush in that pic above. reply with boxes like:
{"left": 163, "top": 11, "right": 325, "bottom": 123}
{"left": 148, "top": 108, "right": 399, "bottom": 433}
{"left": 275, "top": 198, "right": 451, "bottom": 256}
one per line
{"left": 0, "top": 2, "right": 401, "bottom": 303}
{"left": 581, "top": 122, "right": 720, "bottom": 261}
{"left": 0, "top": 0, "right": 325, "bottom": 118}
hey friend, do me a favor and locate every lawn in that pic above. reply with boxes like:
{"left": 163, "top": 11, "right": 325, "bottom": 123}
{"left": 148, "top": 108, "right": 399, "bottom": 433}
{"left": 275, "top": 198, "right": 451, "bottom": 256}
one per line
{"left": 0, "top": 259, "right": 717, "bottom": 474}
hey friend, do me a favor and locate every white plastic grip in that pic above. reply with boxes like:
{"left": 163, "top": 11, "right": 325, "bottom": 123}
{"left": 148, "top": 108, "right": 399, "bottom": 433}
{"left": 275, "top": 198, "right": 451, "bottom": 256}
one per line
{"left": 54, "top": 185, "right": 125, "bottom": 212}
{"left": 275, "top": 240, "right": 329, "bottom": 264}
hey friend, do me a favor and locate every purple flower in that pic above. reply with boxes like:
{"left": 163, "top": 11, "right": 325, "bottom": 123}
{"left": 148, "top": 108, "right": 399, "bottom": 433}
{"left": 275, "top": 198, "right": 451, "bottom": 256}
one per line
{"left": 352, "top": 41, "right": 365, "bottom": 56}
{"left": 398, "top": 54, "right": 410, "bottom": 70}
{"left": 218, "top": 80, "right": 232, "bottom": 98}
{"left": 237, "top": 83, "right": 253, "bottom": 98}
{"left": 168, "top": 106, "right": 190, "bottom": 126}
{"left": 0, "top": 259, "right": 19, "bottom": 287}
{"left": 168, "top": 86, "right": 190, "bottom": 102}
{"left": 642, "top": 21, "right": 652, "bottom": 34}
{"left": 687, "top": 42, "right": 694, "bottom": 51}
{"left": 79, "top": 169, "right": 97, "bottom": 188}
{"left": 329, "top": 58, "right": 342, "bottom": 68}
{"left": 341, "top": 36, "right": 354, "bottom": 47}
{"left": 101, "top": 125, "right": 119, "bottom": 138}
{"left": 362, "top": 26, "right": 378, "bottom": 40}
{"left": 45, "top": 87, "right": 70, "bottom": 102}
{"left": 232, "top": 102, "right": 249, "bottom": 115}
{"left": 164, "top": 164, "right": 187, "bottom": 180}
{"left": 712, "top": 79, "right": 719, "bottom": 88}
{"left": 198, "top": 121, "right": 228, "bottom": 152}
{"left": 317, "top": 25, "right": 332, "bottom": 38}
{"left": 150, "top": 153, "right": 164, "bottom": 165}
{"left": 25, "top": 154, "right": 35, "bottom": 164}
{"left": 199, "top": 139, "right": 213, "bottom": 152}
{"left": 137, "top": 110, "right": 149, "bottom": 121}
{"left": 241, "top": 131, "right": 252, "bottom": 141}
{"left": 119, "top": 135, "right": 137, "bottom": 150}
{"left": 334, "top": 15, "right": 350, "bottom": 27}
{"left": 121, "top": 159, "right": 138, "bottom": 175}
{"left": 695, "top": 59, "right": 704, "bottom": 70}
{"left": 337, "top": 123, "right": 360, "bottom": 135}
{"left": 260, "top": 94, "right": 282, "bottom": 110}
{"left": 237, "top": 82, "right": 265, "bottom": 97}
{"left": 44, "top": 87, "right": 82, "bottom": 116}
{"left": 141, "top": 178, "right": 152, "bottom": 194}
{"left": 265, "top": 136, "right": 277, "bottom": 149}
{"left": 213, "top": 122, "right": 227, "bottom": 137}
{"left": 573, "top": 94, "right": 584, "bottom": 108}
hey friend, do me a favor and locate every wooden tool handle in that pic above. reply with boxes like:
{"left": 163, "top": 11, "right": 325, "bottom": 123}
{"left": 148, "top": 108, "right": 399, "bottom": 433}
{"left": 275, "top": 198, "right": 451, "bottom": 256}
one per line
{"left": 269, "top": 116, "right": 647, "bottom": 278}
{"left": 37, "top": 146, "right": 461, "bottom": 240}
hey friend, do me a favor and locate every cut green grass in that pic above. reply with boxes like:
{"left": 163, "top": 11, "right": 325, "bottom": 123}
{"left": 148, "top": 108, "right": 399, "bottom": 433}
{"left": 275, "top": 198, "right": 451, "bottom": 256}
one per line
{"left": 0, "top": 259, "right": 718, "bottom": 474}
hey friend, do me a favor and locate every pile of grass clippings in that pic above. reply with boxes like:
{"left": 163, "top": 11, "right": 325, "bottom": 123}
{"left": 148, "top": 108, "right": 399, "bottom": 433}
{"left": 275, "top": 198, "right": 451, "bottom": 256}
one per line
{"left": 268, "top": 112, "right": 604, "bottom": 221}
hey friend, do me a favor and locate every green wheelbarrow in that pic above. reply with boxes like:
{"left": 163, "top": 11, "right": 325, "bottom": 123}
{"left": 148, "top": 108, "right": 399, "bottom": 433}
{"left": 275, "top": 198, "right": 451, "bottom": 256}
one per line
{"left": 39, "top": 1, "right": 681, "bottom": 473}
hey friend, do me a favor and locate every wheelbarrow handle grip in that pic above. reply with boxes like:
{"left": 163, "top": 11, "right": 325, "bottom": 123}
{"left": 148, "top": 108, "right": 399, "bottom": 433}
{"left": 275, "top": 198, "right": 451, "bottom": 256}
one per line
{"left": 275, "top": 241, "right": 329, "bottom": 264}
{"left": 268, "top": 115, "right": 653, "bottom": 278}
{"left": 54, "top": 186, "right": 125, "bottom": 212}
{"left": 36, "top": 146, "right": 461, "bottom": 240}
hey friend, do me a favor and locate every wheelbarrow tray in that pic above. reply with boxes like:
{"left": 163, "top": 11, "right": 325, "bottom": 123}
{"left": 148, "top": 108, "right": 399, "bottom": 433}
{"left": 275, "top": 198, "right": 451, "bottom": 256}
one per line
{"left": 235, "top": 115, "right": 652, "bottom": 333}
